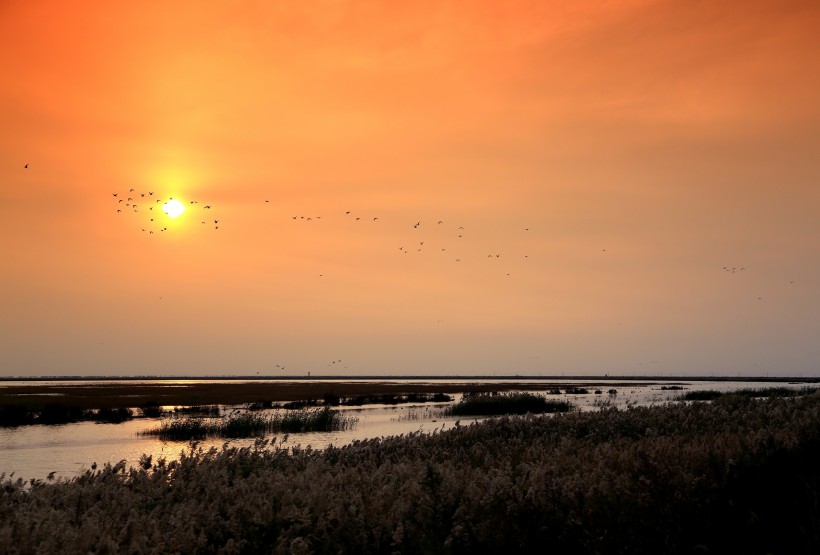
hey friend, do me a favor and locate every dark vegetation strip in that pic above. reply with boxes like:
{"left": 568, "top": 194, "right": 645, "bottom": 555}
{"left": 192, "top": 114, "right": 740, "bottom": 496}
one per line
{"left": 447, "top": 392, "right": 574, "bottom": 415}
{"left": 0, "top": 404, "right": 133, "bottom": 426}
{"left": 139, "top": 408, "right": 357, "bottom": 440}
{"left": 0, "top": 381, "right": 641, "bottom": 412}
{"left": 3, "top": 397, "right": 820, "bottom": 553}
{"left": 280, "top": 392, "right": 453, "bottom": 409}
{"left": 680, "top": 386, "right": 820, "bottom": 401}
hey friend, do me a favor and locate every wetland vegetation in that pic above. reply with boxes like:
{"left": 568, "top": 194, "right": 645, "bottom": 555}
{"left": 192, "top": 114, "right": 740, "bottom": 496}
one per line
{"left": 140, "top": 408, "right": 358, "bottom": 440}
{"left": 680, "top": 386, "right": 820, "bottom": 402}
{"left": 3, "top": 394, "right": 820, "bottom": 553}
{"left": 447, "top": 391, "right": 574, "bottom": 415}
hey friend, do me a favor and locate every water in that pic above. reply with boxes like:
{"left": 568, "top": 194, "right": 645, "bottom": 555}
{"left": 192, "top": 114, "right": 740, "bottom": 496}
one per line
{"left": 0, "top": 378, "right": 812, "bottom": 482}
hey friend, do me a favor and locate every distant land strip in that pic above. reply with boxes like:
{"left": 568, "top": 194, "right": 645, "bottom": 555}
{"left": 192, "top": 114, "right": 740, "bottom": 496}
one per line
{"left": 1, "top": 376, "right": 818, "bottom": 411}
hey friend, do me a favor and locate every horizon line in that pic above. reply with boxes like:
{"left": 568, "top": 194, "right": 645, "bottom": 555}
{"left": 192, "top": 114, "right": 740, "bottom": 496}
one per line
{"left": 2, "top": 374, "right": 819, "bottom": 383}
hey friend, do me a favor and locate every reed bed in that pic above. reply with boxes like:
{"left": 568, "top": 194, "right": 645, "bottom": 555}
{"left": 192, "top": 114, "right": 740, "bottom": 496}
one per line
{"left": 336, "top": 392, "right": 453, "bottom": 406}
{"left": 681, "top": 386, "right": 819, "bottom": 401}
{"left": 3, "top": 397, "right": 820, "bottom": 553}
{"left": 172, "top": 404, "right": 221, "bottom": 416}
{"left": 140, "top": 407, "right": 357, "bottom": 440}
{"left": 447, "top": 392, "right": 574, "bottom": 416}
{"left": 0, "top": 405, "right": 133, "bottom": 427}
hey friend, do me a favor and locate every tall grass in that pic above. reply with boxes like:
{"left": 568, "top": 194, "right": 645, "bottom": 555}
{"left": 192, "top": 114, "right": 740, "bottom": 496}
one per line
{"left": 141, "top": 408, "right": 357, "bottom": 440}
{"left": 681, "top": 386, "right": 819, "bottom": 401}
{"left": 4, "top": 397, "right": 820, "bottom": 553}
{"left": 173, "top": 404, "right": 220, "bottom": 416}
{"left": 447, "top": 392, "right": 574, "bottom": 416}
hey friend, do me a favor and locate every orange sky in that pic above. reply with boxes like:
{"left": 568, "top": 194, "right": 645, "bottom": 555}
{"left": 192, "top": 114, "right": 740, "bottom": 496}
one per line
{"left": 2, "top": 0, "right": 819, "bottom": 376}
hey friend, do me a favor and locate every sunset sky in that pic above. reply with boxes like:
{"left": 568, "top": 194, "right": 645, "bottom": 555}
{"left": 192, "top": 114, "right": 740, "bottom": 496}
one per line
{"left": 2, "top": 0, "right": 819, "bottom": 377}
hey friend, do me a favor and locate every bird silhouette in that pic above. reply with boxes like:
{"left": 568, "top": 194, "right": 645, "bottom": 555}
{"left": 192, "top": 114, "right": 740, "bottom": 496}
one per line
{"left": 24, "top": 164, "right": 28, "bottom": 168}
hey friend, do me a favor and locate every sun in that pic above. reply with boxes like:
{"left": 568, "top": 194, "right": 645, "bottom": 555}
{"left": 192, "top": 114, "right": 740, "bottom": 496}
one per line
{"left": 162, "top": 199, "right": 186, "bottom": 218}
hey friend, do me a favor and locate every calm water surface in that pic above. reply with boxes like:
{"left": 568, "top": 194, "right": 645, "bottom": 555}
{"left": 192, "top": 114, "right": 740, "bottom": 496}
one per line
{"left": 0, "top": 378, "right": 810, "bottom": 482}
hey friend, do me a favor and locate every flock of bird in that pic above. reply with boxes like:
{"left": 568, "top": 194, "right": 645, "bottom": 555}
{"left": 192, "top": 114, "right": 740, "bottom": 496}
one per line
{"left": 104, "top": 180, "right": 797, "bottom": 296}
{"left": 108, "top": 183, "right": 537, "bottom": 277}
{"left": 22, "top": 164, "right": 794, "bottom": 301}
{"left": 285, "top": 205, "right": 535, "bottom": 276}
{"left": 111, "top": 188, "right": 221, "bottom": 234}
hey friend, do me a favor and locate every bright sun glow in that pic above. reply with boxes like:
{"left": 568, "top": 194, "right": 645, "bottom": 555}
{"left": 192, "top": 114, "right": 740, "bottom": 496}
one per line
{"left": 162, "top": 199, "right": 185, "bottom": 218}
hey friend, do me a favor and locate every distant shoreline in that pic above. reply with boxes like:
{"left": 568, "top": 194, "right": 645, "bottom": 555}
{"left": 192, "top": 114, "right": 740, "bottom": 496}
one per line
{"left": 2, "top": 374, "right": 818, "bottom": 382}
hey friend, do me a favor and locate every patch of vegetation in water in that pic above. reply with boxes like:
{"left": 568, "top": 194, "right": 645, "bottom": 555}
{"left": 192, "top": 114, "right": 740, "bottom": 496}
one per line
{"left": 0, "top": 403, "right": 133, "bottom": 427}
{"left": 93, "top": 407, "right": 132, "bottom": 424}
{"left": 140, "top": 407, "right": 357, "bottom": 440}
{"left": 139, "top": 402, "right": 163, "bottom": 418}
{"left": 447, "top": 392, "right": 574, "bottom": 416}
{"left": 681, "top": 387, "right": 819, "bottom": 402}
{"left": 336, "top": 392, "right": 452, "bottom": 406}
{"left": 173, "top": 404, "right": 221, "bottom": 416}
